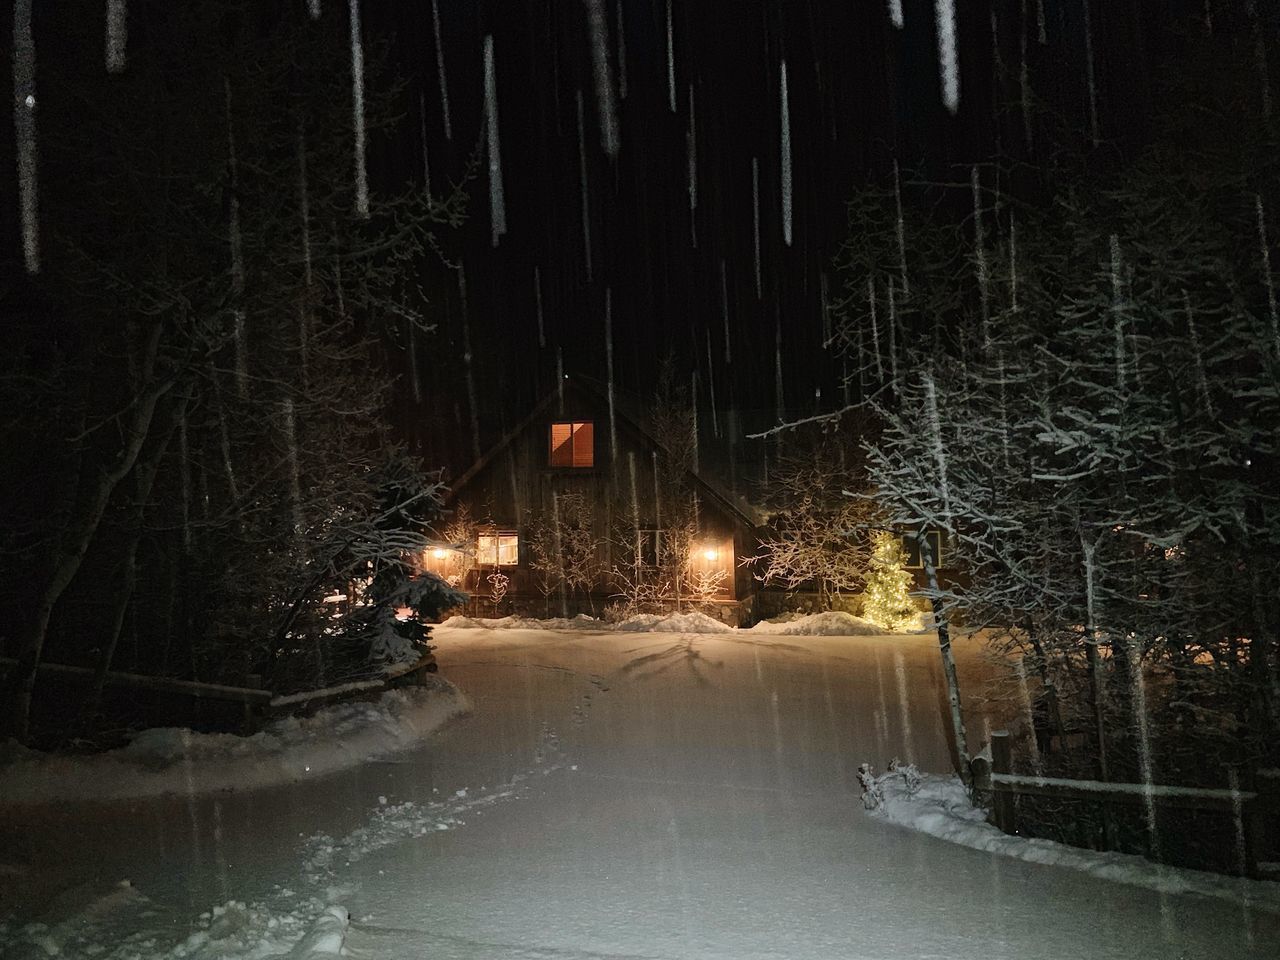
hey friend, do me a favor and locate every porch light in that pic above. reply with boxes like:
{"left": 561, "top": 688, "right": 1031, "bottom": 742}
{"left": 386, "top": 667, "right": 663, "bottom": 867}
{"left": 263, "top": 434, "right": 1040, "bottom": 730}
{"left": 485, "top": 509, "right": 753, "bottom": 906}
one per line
{"left": 432, "top": 548, "right": 449, "bottom": 560}
{"left": 702, "top": 546, "right": 719, "bottom": 562}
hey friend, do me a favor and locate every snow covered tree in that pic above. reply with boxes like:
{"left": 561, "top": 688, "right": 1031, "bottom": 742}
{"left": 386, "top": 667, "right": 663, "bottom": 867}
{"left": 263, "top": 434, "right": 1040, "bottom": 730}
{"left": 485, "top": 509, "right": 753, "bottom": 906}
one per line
{"left": 862, "top": 532, "right": 917, "bottom": 632}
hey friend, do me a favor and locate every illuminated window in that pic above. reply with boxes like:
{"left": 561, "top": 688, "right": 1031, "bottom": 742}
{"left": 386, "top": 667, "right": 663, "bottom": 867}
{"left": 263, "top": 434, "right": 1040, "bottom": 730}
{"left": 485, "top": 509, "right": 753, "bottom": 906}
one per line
{"left": 478, "top": 532, "right": 519, "bottom": 566}
{"left": 549, "top": 421, "right": 594, "bottom": 468}
{"left": 902, "top": 530, "right": 943, "bottom": 570}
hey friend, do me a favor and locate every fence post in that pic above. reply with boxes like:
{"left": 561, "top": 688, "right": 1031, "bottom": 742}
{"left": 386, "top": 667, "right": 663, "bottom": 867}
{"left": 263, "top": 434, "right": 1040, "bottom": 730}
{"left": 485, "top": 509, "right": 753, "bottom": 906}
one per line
{"left": 990, "top": 730, "right": 1016, "bottom": 835}
{"left": 1245, "top": 767, "right": 1279, "bottom": 880}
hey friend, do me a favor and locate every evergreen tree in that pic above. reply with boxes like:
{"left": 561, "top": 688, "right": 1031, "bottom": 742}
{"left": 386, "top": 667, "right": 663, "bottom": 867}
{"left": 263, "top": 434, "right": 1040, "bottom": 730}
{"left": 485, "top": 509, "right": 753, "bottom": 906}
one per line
{"left": 861, "top": 531, "right": 917, "bottom": 632}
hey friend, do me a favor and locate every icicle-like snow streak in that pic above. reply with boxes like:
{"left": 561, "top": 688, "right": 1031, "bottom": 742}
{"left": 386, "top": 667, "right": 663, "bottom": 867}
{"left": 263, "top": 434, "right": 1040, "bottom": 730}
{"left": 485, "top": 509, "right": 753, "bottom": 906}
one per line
{"left": 1256, "top": 194, "right": 1280, "bottom": 355}
{"left": 308, "top": 0, "right": 321, "bottom": 19}
{"left": 483, "top": 36, "right": 506, "bottom": 247}
{"left": 585, "top": 0, "right": 619, "bottom": 157}
{"left": 887, "top": 0, "right": 904, "bottom": 29}
{"left": 780, "top": 59, "right": 793, "bottom": 246}
{"left": 1081, "top": 0, "right": 1099, "bottom": 144}
{"left": 752, "top": 157, "right": 762, "bottom": 298}
{"left": 720, "top": 259, "right": 732, "bottom": 364}
{"left": 687, "top": 84, "right": 697, "bottom": 246}
{"left": 349, "top": 0, "right": 369, "bottom": 218}
{"left": 775, "top": 315, "right": 785, "bottom": 423}
{"left": 576, "top": 91, "right": 593, "bottom": 281}
{"left": 973, "top": 165, "right": 990, "bottom": 350}
{"left": 922, "top": 369, "right": 952, "bottom": 518}
{"left": 14, "top": 0, "right": 39, "bottom": 274}
{"left": 606, "top": 288, "right": 618, "bottom": 467}
{"left": 616, "top": 0, "right": 628, "bottom": 99}
{"left": 225, "top": 79, "right": 248, "bottom": 398}
{"left": 666, "top": 0, "right": 676, "bottom": 112}
{"left": 431, "top": 0, "right": 452, "bottom": 140}
{"left": 893, "top": 159, "right": 909, "bottom": 297}
{"left": 106, "top": 0, "right": 127, "bottom": 73}
{"left": 534, "top": 266, "right": 546, "bottom": 348}
{"left": 868, "top": 276, "right": 884, "bottom": 384}
{"left": 935, "top": 0, "right": 960, "bottom": 115}
{"left": 1182, "top": 291, "right": 1214, "bottom": 419}
{"left": 1110, "top": 233, "right": 1126, "bottom": 391}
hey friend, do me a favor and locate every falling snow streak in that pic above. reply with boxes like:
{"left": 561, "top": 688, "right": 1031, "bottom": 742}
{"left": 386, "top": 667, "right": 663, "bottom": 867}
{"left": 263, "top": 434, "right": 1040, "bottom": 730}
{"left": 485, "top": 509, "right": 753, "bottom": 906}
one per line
{"left": 1182, "top": 291, "right": 1214, "bottom": 419}
{"left": 282, "top": 398, "right": 305, "bottom": 539}
{"left": 418, "top": 92, "right": 432, "bottom": 200}
{"left": 178, "top": 411, "right": 192, "bottom": 553}
{"left": 577, "top": 91, "right": 593, "bottom": 282}
{"left": 616, "top": 0, "right": 628, "bottom": 99}
{"left": 1009, "top": 210, "right": 1018, "bottom": 312}
{"left": 691, "top": 370, "right": 699, "bottom": 472}
{"left": 1110, "top": 233, "right": 1126, "bottom": 391}
{"left": 687, "top": 84, "right": 697, "bottom": 247}
{"left": 887, "top": 278, "right": 899, "bottom": 391}
{"left": 752, "top": 157, "right": 763, "bottom": 298}
{"left": 1080, "top": 0, "right": 1099, "bottom": 145}
{"left": 349, "top": 0, "right": 369, "bottom": 217}
{"left": 628, "top": 452, "right": 641, "bottom": 563}
{"left": 868, "top": 276, "right": 884, "bottom": 384}
{"left": 1126, "top": 638, "right": 1163, "bottom": 865}
{"left": 407, "top": 316, "right": 420, "bottom": 403}
{"left": 297, "top": 122, "right": 313, "bottom": 289}
{"left": 225, "top": 79, "right": 248, "bottom": 398}
{"left": 1257, "top": 195, "right": 1280, "bottom": 355}
{"left": 894, "top": 159, "right": 909, "bottom": 297}
{"left": 484, "top": 36, "right": 506, "bottom": 246}
{"left": 1020, "top": 0, "right": 1034, "bottom": 151}
{"left": 888, "top": 0, "right": 904, "bottom": 29}
{"left": 922, "top": 369, "right": 951, "bottom": 518}
{"left": 820, "top": 271, "right": 831, "bottom": 347}
{"left": 935, "top": 0, "right": 960, "bottom": 114}
{"left": 652, "top": 450, "right": 661, "bottom": 531}
{"left": 720, "top": 259, "right": 732, "bottom": 364}
{"left": 308, "top": 0, "right": 321, "bottom": 20}
{"left": 1248, "top": 0, "right": 1272, "bottom": 119}
{"left": 431, "top": 0, "right": 452, "bottom": 140}
{"left": 780, "top": 59, "right": 793, "bottom": 246}
{"left": 1036, "top": 0, "right": 1047, "bottom": 44}
{"left": 705, "top": 328, "right": 720, "bottom": 438}
{"left": 666, "top": 0, "right": 676, "bottom": 112}
{"left": 605, "top": 288, "right": 618, "bottom": 467}
{"left": 972, "top": 165, "right": 990, "bottom": 349}
{"left": 458, "top": 265, "right": 482, "bottom": 459}
{"left": 774, "top": 313, "right": 785, "bottom": 422}
{"left": 535, "top": 266, "right": 546, "bottom": 348}
{"left": 556, "top": 347, "right": 565, "bottom": 415}
{"left": 585, "top": 0, "right": 619, "bottom": 157}
{"left": 13, "top": 0, "right": 39, "bottom": 273}
{"left": 106, "top": 0, "right": 127, "bottom": 73}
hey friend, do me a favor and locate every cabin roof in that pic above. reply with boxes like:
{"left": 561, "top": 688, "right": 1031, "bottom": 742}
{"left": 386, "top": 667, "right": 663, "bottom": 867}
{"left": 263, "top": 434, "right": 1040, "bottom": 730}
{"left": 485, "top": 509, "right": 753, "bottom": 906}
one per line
{"left": 444, "top": 377, "right": 758, "bottom": 531}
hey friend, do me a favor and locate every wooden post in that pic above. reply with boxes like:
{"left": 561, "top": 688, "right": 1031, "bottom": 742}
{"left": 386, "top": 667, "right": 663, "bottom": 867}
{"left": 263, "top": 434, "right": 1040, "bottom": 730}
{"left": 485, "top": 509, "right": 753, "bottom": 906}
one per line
{"left": 990, "top": 730, "right": 1016, "bottom": 835}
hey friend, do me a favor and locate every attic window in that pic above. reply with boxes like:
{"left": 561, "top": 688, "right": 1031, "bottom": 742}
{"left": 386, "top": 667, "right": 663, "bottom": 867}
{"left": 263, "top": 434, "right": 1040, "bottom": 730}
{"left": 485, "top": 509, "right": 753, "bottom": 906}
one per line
{"left": 549, "top": 421, "right": 594, "bottom": 468}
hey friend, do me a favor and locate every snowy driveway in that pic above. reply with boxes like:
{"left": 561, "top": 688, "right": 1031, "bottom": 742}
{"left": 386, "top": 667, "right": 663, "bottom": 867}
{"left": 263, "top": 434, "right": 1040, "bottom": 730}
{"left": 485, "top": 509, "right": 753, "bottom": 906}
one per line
{"left": 3, "top": 626, "right": 1276, "bottom": 959}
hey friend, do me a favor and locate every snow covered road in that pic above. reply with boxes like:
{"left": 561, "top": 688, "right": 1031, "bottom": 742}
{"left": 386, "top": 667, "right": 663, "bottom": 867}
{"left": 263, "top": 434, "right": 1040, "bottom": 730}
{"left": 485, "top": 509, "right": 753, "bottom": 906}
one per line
{"left": 2, "top": 626, "right": 1276, "bottom": 959}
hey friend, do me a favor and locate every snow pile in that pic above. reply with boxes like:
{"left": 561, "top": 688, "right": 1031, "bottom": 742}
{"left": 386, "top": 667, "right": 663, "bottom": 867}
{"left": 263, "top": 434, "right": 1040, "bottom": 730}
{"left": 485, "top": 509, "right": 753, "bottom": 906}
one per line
{"left": 750, "top": 611, "right": 884, "bottom": 636}
{"left": 0, "top": 678, "right": 468, "bottom": 804}
{"left": 865, "top": 767, "right": 1280, "bottom": 913}
{"left": 614, "top": 611, "right": 734, "bottom": 633}
{"left": 440, "top": 613, "right": 602, "bottom": 631}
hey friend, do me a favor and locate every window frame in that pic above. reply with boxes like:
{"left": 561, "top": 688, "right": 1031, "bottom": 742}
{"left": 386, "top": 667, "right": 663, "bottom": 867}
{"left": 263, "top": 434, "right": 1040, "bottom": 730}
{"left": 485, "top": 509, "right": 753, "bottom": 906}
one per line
{"left": 548, "top": 420, "right": 595, "bottom": 469}
{"left": 477, "top": 530, "right": 520, "bottom": 567}
{"left": 902, "top": 530, "right": 943, "bottom": 570}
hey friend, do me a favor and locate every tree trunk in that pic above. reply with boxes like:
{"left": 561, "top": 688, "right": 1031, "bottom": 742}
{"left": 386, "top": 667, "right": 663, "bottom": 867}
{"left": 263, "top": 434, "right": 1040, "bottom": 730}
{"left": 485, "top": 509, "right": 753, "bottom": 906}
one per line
{"left": 922, "top": 536, "right": 969, "bottom": 784}
{"left": 7, "top": 324, "right": 169, "bottom": 742}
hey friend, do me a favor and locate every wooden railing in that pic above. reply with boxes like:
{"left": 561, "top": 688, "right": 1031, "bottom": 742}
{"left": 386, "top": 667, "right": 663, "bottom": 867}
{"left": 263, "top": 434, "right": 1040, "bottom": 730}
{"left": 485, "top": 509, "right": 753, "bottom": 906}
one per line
{"left": 970, "top": 730, "right": 1279, "bottom": 880}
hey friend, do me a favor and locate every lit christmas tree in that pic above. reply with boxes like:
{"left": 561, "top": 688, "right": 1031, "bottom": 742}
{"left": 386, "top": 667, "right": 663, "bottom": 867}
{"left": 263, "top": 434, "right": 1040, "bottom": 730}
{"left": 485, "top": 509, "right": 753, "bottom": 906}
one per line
{"left": 862, "top": 531, "right": 917, "bottom": 632}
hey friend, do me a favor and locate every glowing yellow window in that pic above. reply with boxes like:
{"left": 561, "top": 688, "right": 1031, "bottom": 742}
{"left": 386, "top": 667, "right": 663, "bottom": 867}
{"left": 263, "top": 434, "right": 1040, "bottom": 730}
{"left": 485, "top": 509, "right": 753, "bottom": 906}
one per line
{"left": 549, "top": 421, "right": 594, "bottom": 468}
{"left": 477, "top": 532, "right": 519, "bottom": 566}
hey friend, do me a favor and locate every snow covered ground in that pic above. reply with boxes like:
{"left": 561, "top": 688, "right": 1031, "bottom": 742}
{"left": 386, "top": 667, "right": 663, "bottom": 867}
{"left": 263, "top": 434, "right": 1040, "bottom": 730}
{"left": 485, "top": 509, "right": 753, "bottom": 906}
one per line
{"left": 1, "top": 625, "right": 1275, "bottom": 959}
{"left": 441, "top": 608, "right": 923, "bottom": 635}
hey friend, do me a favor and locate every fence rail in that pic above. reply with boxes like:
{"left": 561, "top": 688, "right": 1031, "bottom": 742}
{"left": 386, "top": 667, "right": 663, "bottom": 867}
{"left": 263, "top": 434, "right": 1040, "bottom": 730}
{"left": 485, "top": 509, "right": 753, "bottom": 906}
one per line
{"left": 971, "top": 729, "right": 1279, "bottom": 880}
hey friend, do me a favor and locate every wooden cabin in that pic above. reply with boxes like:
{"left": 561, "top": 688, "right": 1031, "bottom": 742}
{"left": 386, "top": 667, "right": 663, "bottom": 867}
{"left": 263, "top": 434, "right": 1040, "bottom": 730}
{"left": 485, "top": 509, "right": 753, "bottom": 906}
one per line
{"left": 428, "top": 378, "right": 760, "bottom": 625}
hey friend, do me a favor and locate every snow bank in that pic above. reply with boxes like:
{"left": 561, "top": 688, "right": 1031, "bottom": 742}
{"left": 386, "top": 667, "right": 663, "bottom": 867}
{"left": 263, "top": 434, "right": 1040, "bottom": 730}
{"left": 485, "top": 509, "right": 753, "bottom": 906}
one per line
{"left": 613, "top": 611, "right": 734, "bottom": 633}
{"left": 749, "top": 611, "right": 884, "bottom": 636}
{"left": 440, "top": 613, "right": 603, "bottom": 631}
{"left": 0, "top": 678, "right": 468, "bottom": 804}
{"left": 867, "top": 767, "right": 1280, "bottom": 913}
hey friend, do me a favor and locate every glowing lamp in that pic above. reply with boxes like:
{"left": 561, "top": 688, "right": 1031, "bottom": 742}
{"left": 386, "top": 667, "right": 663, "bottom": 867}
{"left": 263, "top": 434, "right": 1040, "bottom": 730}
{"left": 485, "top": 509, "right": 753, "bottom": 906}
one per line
{"left": 702, "top": 546, "right": 719, "bottom": 562}
{"left": 432, "top": 547, "right": 449, "bottom": 559}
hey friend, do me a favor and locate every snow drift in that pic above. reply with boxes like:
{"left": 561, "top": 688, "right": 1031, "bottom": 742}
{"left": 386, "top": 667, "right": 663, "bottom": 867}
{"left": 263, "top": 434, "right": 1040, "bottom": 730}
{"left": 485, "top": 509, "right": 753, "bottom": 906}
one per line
{"left": 0, "top": 678, "right": 468, "bottom": 804}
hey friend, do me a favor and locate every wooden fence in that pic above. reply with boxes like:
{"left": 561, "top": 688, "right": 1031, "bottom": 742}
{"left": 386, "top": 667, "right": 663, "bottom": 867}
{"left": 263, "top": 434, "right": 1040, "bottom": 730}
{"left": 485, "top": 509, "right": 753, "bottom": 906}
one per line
{"left": 971, "top": 730, "right": 1280, "bottom": 880}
